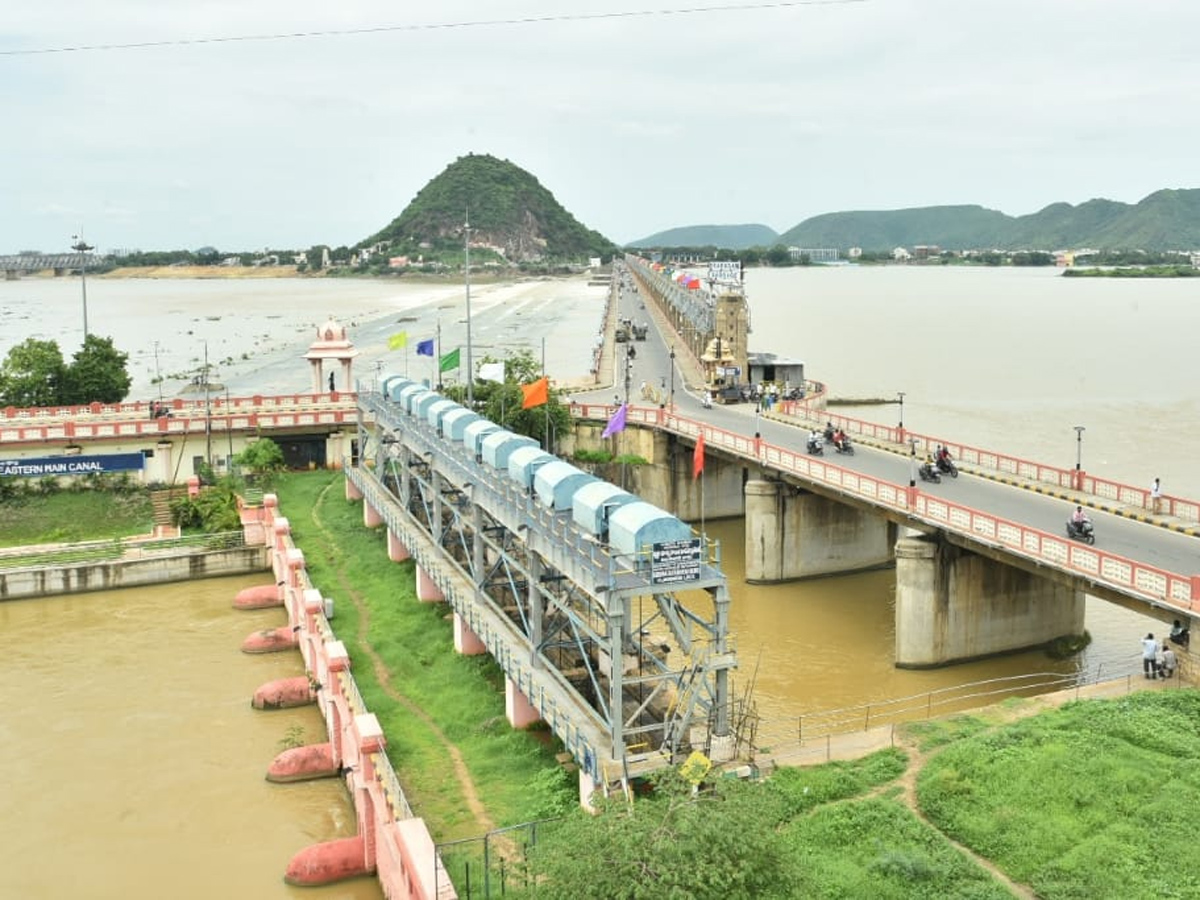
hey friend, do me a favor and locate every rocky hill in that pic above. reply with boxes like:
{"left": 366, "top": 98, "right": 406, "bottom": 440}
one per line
{"left": 361, "top": 154, "right": 618, "bottom": 263}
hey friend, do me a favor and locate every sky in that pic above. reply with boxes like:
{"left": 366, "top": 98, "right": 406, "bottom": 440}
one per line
{"left": 3, "top": 0, "right": 1198, "bottom": 255}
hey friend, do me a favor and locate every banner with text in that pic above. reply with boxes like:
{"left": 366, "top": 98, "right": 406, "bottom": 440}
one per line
{"left": 0, "top": 452, "right": 146, "bottom": 479}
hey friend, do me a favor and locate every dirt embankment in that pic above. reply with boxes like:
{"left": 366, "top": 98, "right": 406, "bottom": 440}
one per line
{"left": 101, "top": 265, "right": 310, "bottom": 279}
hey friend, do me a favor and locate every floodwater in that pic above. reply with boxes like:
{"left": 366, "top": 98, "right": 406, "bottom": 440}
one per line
{"left": 0, "top": 266, "right": 1189, "bottom": 890}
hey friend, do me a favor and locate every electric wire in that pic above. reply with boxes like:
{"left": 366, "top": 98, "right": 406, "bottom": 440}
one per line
{"left": 1, "top": 0, "right": 868, "bottom": 57}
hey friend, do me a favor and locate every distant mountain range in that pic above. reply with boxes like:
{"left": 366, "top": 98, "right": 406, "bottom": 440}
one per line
{"left": 627, "top": 224, "right": 779, "bottom": 251}
{"left": 628, "top": 189, "right": 1200, "bottom": 252}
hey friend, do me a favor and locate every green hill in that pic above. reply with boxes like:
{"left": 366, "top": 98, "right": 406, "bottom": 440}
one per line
{"left": 777, "top": 189, "right": 1200, "bottom": 251}
{"left": 361, "top": 154, "right": 618, "bottom": 263}
{"left": 627, "top": 223, "right": 779, "bottom": 251}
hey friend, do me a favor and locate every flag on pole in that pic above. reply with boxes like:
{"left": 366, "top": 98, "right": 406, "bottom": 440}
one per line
{"left": 693, "top": 431, "right": 705, "bottom": 480}
{"left": 387, "top": 331, "right": 408, "bottom": 350}
{"left": 479, "top": 361, "right": 505, "bottom": 383}
{"left": 521, "top": 376, "right": 549, "bottom": 410}
{"left": 601, "top": 403, "right": 627, "bottom": 438}
{"left": 439, "top": 348, "right": 460, "bottom": 373}
{"left": 416, "top": 338, "right": 435, "bottom": 357}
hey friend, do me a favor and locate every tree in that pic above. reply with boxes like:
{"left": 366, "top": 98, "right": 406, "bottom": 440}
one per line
{"left": 0, "top": 338, "right": 66, "bottom": 408}
{"left": 61, "top": 335, "right": 132, "bottom": 404}
{"left": 524, "top": 769, "right": 799, "bottom": 898}
{"left": 445, "top": 349, "right": 571, "bottom": 452}
{"left": 234, "top": 438, "right": 286, "bottom": 487}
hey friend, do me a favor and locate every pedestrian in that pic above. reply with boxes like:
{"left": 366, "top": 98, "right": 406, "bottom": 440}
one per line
{"left": 1142, "top": 632, "right": 1159, "bottom": 678}
{"left": 1161, "top": 643, "right": 1177, "bottom": 679}
{"left": 1150, "top": 477, "right": 1162, "bottom": 514}
{"left": 329, "top": 371, "right": 336, "bottom": 392}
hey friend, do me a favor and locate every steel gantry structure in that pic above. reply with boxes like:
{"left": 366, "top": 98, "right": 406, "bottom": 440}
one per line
{"left": 352, "top": 389, "right": 736, "bottom": 782}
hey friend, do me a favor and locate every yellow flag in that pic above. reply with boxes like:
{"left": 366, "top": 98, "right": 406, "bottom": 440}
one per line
{"left": 388, "top": 332, "right": 408, "bottom": 350}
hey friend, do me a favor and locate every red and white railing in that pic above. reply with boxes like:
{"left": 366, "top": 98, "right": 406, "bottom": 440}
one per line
{"left": 571, "top": 402, "right": 1200, "bottom": 611}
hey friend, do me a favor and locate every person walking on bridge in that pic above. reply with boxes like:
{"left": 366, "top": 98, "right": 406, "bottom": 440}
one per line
{"left": 1142, "top": 633, "right": 1160, "bottom": 679}
{"left": 1151, "top": 477, "right": 1163, "bottom": 514}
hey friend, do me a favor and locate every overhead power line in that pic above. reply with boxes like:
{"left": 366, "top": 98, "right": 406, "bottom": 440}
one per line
{"left": 1, "top": 0, "right": 867, "bottom": 57}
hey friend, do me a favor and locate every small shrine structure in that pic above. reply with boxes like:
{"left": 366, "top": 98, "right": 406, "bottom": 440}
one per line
{"left": 304, "top": 317, "right": 359, "bottom": 394}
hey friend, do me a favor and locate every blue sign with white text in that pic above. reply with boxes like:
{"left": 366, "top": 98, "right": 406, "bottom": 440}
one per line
{"left": 0, "top": 452, "right": 146, "bottom": 478}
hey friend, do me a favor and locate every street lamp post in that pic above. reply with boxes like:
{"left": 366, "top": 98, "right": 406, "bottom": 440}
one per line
{"left": 71, "top": 235, "right": 93, "bottom": 338}
{"left": 909, "top": 437, "right": 918, "bottom": 489}
{"left": 669, "top": 345, "right": 676, "bottom": 411}
{"left": 1073, "top": 425, "right": 1085, "bottom": 490}
{"left": 464, "top": 212, "right": 474, "bottom": 407}
{"left": 897, "top": 391, "right": 906, "bottom": 438}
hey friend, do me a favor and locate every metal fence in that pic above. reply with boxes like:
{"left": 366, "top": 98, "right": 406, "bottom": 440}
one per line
{"left": 435, "top": 819, "right": 563, "bottom": 899}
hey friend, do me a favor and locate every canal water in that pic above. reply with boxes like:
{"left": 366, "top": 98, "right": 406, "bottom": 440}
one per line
{"left": 0, "top": 266, "right": 1185, "bottom": 890}
{"left": 0, "top": 575, "right": 381, "bottom": 900}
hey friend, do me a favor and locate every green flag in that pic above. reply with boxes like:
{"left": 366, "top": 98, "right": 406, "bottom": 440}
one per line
{"left": 439, "top": 347, "right": 460, "bottom": 372}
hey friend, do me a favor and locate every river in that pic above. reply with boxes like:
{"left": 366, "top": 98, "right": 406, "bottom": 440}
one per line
{"left": 0, "top": 266, "right": 1188, "bottom": 891}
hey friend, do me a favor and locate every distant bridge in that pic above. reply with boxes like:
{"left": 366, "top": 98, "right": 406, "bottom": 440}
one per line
{"left": 1, "top": 253, "right": 96, "bottom": 279}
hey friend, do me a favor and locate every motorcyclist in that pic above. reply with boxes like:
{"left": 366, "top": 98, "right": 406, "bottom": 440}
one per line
{"left": 834, "top": 428, "right": 848, "bottom": 451}
{"left": 824, "top": 422, "right": 836, "bottom": 442}
{"left": 807, "top": 429, "right": 822, "bottom": 453}
{"left": 1070, "top": 505, "right": 1091, "bottom": 531}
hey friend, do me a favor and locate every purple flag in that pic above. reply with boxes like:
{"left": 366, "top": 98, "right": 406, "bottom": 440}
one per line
{"left": 601, "top": 403, "right": 627, "bottom": 438}
{"left": 416, "top": 338, "right": 435, "bottom": 357}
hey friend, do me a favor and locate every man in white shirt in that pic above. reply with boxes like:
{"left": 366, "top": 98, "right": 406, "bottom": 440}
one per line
{"left": 1142, "top": 633, "right": 1159, "bottom": 678}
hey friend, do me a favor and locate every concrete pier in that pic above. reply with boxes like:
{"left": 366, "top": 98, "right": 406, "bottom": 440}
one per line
{"left": 895, "top": 535, "right": 1085, "bottom": 667}
{"left": 744, "top": 479, "right": 895, "bottom": 582}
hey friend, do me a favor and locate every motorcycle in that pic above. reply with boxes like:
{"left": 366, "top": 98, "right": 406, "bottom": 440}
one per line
{"left": 918, "top": 463, "right": 941, "bottom": 484}
{"left": 806, "top": 436, "right": 824, "bottom": 456}
{"left": 834, "top": 436, "right": 855, "bottom": 455}
{"left": 936, "top": 456, "right": 958, "bottom": 477}
{"left": 1066, "top": 518, "right": 1096, "bottom": 545}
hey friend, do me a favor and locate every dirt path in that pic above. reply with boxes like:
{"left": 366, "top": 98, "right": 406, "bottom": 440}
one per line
{"left": 308, "top": 479, "right": 500, "bottom": 839}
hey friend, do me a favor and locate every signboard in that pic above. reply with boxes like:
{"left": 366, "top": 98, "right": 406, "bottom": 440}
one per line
{"left": 0, "top": 452, "right": 145, "bottom": 479}
{"left": 679, "top": 750, "right": 712, "bottom": 785}
{"left": 718, "top": 366, "right": 742, "bottom": 378}
{"left": 651, "top": 537, "right": 702, "bottom": 585}
{"left": 707, "top": 260, "right": 742, "bottom": 286}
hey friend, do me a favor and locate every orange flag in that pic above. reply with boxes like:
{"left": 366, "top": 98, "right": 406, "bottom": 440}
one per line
{"left": 693, "top": 431, "right": 705, "bottom": 479}
{"left": 521, "top": 376, "right": 549, "bottom": 410}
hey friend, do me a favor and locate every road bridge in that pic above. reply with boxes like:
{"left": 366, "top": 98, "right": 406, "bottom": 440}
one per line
{"left": 575, "top": 259, "right": 1200, "bottom": 668}
{"left": 0, "top": 252, "right": 95, "bottom": 279}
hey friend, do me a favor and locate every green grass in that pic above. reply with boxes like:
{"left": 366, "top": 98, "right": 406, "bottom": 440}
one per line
{"left": 902, "top": 714, "right": 992, "bottom": 752}
{"left": 0, "top": 490, "right": 153, "bottom": 546}
{"left": 918, "top": 691, "right": 1200, "bottom": 899}
{"left": 272, "top": 471, "right": 575, "bottom": 841}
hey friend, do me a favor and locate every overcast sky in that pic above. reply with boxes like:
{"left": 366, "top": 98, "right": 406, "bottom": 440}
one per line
{"left": 3, "top": 0, "right": 1197, "bottom": 254}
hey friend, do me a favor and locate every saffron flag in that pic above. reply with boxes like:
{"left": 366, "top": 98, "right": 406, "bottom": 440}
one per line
{"left": 693, "top": 431, "right": 705, "bottom": 480}
{"left": 601, "top": 403, "right": 627, "bottom": 439}
{"left": 521, "top": 376, "right": 549, "bottom": 410}
{"left": 479, "top": 361, "right": 505, "bottom": 383}
{"left": 439, "top": 348, "right": 460, "bottom": 373}
{"left": 416, "top": 338, "right": 435, "bottom": 357}
{"left": 387, "top": 331, "right": 408, "bottom": 350}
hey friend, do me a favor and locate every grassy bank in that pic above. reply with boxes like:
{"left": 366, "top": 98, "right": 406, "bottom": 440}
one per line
{"left": 0, "top": 489, "right": 152, "bottom": 546}
{"left": 271, "top": 471, "right": 575, "bottom": 840}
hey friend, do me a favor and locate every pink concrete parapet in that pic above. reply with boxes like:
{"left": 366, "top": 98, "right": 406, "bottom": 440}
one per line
{"left": 252, "top": 675, "right": 314, "bottom": 709}
{"left": 242, "top": 625, "right": 300, "bottom": 654}
{"left": 267, "top": 742, "right": 338, "bottom": 782}
{"left": 364, "top": 500, "right": 382, "bottom": 528}
{"left": 284, "top": 835, "right": 372, "bottom": 887}
{"left": 233, "top": 582, "right": 284, "bottom": 610}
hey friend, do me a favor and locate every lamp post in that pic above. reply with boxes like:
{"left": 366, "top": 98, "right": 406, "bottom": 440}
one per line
{"left": 71, "top": 235, "right": 93, "bottom": 338}
{"left": 1073, "top": 425, "right": 1085, "bottom": 491}
{"left": 669, "top": 345, "right": 676, "bottom": 411}
{"left": 897, "top": 391, "right": 906, "bottom": 437}
{"left": 909, "top": 437, "right": 918, "bottom": 488}
{"left": 464, "top": 211, "right": 474, "bottom": 407}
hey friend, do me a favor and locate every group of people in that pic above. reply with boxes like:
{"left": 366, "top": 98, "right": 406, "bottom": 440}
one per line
{"left": 822, "top": 423, "right": 850, "bottom": 452}
{"left": 1141, "top": 631, "right": 1180, "bottom": 679}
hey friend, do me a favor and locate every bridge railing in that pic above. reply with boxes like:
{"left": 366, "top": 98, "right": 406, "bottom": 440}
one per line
{"left": 570, "top": 403, "right": 1199, "bottom": 612}
{"left": 773, "top": 401, "right": 1198, "bottom": 522}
